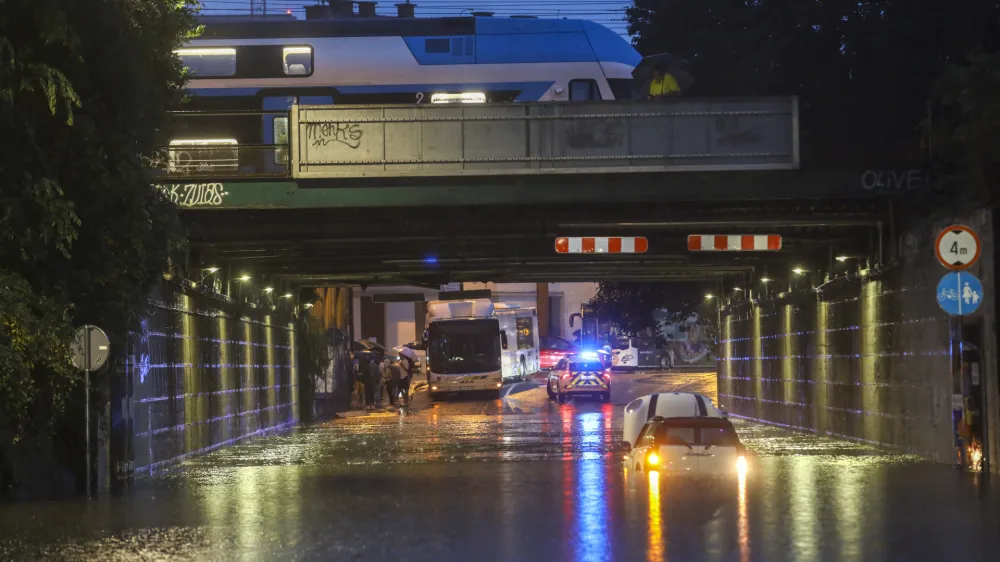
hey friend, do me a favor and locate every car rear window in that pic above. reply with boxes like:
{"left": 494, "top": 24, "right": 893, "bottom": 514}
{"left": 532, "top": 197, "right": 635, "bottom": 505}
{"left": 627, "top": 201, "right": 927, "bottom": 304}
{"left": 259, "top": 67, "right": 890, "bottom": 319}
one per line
{"left": 646, "top": 419, "right": 742, "bottom": 446}
{"left": 700, "top": 425, "right": 741, "bottom": 446}
{"left": 569, "top": 361, "right": 603, "bottom": 371}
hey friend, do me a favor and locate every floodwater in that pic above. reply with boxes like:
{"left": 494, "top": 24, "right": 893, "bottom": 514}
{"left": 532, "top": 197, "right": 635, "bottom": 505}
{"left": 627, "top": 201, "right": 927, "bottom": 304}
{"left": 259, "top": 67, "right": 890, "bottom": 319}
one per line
{"left": 1, "top": 372, "right": 998, "bottom": 561}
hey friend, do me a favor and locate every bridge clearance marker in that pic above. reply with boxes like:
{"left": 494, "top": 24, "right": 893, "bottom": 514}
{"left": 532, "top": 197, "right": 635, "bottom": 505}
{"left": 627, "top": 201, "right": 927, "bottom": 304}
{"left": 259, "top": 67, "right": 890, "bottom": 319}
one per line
{"left": 554, "top": 237, "right": 648, "bottom": 254}
{"left": 688, "top": 234, "right": 782, "bottom": 251}
{"left": 935, "top": 225, "right": 980, "bottom": 270}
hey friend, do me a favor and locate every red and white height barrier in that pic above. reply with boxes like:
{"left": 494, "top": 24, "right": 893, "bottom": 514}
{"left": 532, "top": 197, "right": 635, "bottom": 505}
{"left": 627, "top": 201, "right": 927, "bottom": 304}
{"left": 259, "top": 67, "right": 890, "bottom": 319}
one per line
{"left": 555, "top": 237, "right": 649, "bottom": 254}
{"left": 688, "top": 235, "right": 782, "bottom": 251}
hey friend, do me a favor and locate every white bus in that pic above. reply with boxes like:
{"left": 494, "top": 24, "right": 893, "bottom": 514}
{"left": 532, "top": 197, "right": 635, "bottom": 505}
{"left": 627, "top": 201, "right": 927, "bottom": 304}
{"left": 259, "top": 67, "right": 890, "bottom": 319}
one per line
{"left": 424, "top": 299, "right": 539, "bottom": 400}
{"left": 494, "top": 303, "right": 540, "bottom": 381}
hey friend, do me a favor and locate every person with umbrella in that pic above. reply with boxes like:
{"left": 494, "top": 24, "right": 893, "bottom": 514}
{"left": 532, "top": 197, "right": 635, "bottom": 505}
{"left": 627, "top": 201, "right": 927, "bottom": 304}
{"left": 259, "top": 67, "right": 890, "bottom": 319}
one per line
{"left": 648, "top": 64, "right": 681, "bottom": 99}
{"left": 631, "top": 53, "right": 692, "bottom": 99}
{"left": 397, "top": 346, "right": 419, "bottom": 407}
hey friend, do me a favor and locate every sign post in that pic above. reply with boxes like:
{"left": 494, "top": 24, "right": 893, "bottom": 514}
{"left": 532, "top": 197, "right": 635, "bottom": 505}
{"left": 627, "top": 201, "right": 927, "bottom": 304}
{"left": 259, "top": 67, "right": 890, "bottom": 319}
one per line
{"left": 933, "top": 224, "right": 985, "bottom": 472}
{"left": 70, "top": 325, "right": 110, "bottom": 499}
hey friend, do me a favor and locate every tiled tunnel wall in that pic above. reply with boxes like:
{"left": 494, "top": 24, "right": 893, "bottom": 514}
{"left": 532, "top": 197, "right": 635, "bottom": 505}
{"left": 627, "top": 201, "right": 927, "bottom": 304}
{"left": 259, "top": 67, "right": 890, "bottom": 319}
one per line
{"left": 718, "top": 210, "right": 997, "bottom": 465}
{"left": 125, "top": 283, "right": 299, "bottom": 475}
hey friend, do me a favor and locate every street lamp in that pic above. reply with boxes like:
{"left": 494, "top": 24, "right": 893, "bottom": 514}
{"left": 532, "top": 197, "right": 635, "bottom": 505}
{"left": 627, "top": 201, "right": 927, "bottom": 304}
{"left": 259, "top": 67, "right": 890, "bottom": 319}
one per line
{"left": 198, "top": 267, "right": 220, "bottom": 282}
{"left": 238, "top": 275, "right": 250, "bottom": 282}
{"left": 792, "top": 268, "right": 807, "bottom": 275}
{"left": 733, "top": 287, "right": 743, "bottom": 292}
{"left": 282, "top": 293, "right": 293, "bottom": 298}
{"left": 760, "top": 277, "right": 771, "bottom": 283}
{"left": 705, "top": 293, "right": 714, "bottom": 300}
{"left": 835, "top": 256, "right": 850, "bottom": 263}
{"left": 264, "top": 287, "right": 274, "bottom": 293}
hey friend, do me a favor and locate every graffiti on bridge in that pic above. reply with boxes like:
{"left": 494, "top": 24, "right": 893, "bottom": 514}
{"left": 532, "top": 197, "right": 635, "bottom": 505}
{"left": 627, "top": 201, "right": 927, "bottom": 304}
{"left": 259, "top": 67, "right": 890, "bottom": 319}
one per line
{"left": 156, "top": 183, "right": 229, "bottom": 207}
{"left": 307, "top": 122, "right": 364, "bottom": 149}
{"left": 565, "top": 119, "right": 625, "bottom": 149}
{"left": 860, "top": 169, "right": 928, "bottom": 192}
{"left": 715, "top": 116, "right": 763, "bottom": 146}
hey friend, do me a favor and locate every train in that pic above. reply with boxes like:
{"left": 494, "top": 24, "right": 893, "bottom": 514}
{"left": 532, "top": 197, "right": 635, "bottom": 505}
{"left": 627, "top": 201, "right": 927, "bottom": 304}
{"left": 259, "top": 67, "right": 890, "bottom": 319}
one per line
{"left": 165, "top": 11, "right": 643, "bottom": 175}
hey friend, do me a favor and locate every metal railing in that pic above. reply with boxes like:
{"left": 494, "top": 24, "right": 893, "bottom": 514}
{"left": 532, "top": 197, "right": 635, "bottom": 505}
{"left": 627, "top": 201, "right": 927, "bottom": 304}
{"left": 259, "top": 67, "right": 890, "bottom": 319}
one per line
{"left": 292, "top": 98, "right": 799, "bottom": 178}
{"left": 150, "top": 144, "right": 289, "bottom": 180}
{"left": 152, "top": 98, "right": 799, "bottom": 181}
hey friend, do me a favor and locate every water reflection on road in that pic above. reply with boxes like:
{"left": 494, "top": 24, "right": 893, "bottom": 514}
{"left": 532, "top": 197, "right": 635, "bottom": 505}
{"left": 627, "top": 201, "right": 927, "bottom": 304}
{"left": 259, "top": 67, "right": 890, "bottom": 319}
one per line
{"left": 0, "top": 372, "right": 998, "bottom": 561}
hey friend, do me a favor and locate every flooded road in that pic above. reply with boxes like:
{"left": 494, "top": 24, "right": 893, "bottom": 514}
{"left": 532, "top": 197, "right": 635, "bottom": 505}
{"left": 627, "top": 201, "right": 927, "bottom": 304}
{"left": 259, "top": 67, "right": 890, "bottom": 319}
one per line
{"left": 1, "top": 371, "right": 998, "bottom": 561}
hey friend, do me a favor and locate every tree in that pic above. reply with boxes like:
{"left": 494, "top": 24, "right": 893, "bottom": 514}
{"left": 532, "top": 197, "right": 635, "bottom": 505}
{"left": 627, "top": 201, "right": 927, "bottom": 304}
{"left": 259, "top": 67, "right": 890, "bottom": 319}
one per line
{"left": 0, "top": 0, "right": 198, "bottom": 491}
{"left": 926, "top": 52, "right": 1000, "bottom": 207}
{"left": 587, "top": 282, "right": 714, "bottom": 343}
{"left": 624, "top": 1, "right": 1000, "bottom": 167}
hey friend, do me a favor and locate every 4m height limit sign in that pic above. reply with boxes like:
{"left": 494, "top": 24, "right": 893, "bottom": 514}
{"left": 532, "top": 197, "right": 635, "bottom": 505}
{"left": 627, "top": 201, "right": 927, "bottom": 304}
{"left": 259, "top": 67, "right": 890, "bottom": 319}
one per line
{"left": 935, "top": 225, "right": 981, "bottom": 270}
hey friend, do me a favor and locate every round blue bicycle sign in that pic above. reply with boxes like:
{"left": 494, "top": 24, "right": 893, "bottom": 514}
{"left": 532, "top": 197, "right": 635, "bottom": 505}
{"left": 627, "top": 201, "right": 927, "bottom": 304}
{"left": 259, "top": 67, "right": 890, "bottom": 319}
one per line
{"left": 937, "top": 271, "right": 984, "bottom": 316}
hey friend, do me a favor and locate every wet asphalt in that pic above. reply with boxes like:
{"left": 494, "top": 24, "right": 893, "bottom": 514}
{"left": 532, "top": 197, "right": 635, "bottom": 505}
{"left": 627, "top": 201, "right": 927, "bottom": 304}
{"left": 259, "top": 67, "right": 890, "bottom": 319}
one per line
{"left": 1, "top": 371, "right": 999, "bottom": 561}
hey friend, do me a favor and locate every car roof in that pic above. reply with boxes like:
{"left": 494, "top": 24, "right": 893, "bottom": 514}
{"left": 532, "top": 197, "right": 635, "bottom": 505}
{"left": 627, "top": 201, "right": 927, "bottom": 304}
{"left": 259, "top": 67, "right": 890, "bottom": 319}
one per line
{"left": 626, "top": 392, "right": 726, "bottom": 419}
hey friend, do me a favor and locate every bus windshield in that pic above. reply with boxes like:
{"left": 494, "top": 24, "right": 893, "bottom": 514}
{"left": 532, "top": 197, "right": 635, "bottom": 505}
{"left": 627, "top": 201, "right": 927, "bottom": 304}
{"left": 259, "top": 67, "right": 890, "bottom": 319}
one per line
{"left": 428, "top": 319, "right": 501, "bottom": 375}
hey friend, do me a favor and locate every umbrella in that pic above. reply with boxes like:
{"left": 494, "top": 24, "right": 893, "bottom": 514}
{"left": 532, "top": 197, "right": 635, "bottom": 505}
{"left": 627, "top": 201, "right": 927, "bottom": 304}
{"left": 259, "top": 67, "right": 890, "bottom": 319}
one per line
{"left": 631, "top": 52, "right": 695, "bottom": 94}
{"left": 397, "top": 346, "right": 419, "bottom": 363}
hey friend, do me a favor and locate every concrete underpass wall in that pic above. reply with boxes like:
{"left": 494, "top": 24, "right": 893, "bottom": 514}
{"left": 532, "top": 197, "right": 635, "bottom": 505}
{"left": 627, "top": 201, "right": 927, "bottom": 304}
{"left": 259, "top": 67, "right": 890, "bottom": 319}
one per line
{"left": 125, "top": 282, "right": 299, "bottom": 475}
{"left": 719, "top": 210, "right": 998, "bottom": 466}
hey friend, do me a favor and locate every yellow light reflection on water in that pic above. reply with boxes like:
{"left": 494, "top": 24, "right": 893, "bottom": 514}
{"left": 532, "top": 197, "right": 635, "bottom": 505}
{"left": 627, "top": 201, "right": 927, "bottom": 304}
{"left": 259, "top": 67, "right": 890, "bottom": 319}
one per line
{"left": 647, "top": 470, "right": 664, "bottom": 562}
{"left": 836, "top": 465, "right": 863, "bottom": 561}
{"left": 789, "top": 457, "right": 818, "bottom": 560}
{"left": 737, "top": 462, "right": 749, "bottom": 562}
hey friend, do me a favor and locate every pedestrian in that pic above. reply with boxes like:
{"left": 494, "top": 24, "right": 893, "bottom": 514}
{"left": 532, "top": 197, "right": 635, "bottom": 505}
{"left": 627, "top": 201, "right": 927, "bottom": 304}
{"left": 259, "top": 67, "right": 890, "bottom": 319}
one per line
{"left": 647, "top": 64, "right": 681, "bottom": 99}
{"left": 365, "top": 354, "right": 381, "bottom": 409}
{"left": 397, "top": 354, "right": 413, "bottom": 406}
{"left": 382, "top": 358, "right": 397, "bottom": 406}
{"left": 354, "top": 353, "right": 367, "bottom": 409}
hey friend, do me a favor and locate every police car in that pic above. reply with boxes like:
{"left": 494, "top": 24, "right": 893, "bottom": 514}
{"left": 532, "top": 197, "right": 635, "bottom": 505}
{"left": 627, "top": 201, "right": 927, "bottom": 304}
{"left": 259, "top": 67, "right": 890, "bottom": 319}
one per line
{"left": 619, "top": 392, "right": 748, "bottom": 476}
{"left": 546, "top": 352, "right": 611, "bottom": 403}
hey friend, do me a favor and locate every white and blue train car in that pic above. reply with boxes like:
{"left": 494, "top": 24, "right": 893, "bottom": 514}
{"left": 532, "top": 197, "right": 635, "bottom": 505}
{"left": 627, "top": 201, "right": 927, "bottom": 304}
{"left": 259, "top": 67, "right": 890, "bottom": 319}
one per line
{"left": 167, "top": 16, "right": 642, "bottom": 174}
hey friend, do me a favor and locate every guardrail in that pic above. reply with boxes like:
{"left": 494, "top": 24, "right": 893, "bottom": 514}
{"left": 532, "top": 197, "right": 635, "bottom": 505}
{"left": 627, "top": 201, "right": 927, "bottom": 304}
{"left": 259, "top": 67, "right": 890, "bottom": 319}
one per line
{"left": 153, "top": 98, "right": 799, "bottom": 181}
{"left": 149, "top": 144, "right": 289, "bottom": 180}
{"left": 291, "top": 98, "right": 799, "bottom": 178}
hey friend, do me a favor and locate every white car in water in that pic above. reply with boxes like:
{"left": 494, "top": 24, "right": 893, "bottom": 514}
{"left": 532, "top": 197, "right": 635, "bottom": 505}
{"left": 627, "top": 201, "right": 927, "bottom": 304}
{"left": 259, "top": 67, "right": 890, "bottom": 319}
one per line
{"left": 619, "top": 392, "right": 748, "bottom": 476}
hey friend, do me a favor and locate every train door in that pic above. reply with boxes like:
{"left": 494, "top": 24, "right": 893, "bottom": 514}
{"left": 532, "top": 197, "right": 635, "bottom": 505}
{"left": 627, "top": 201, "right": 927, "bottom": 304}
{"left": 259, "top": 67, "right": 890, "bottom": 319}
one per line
{"left": 262, "top": 95, "right": 333, "bottom": 174}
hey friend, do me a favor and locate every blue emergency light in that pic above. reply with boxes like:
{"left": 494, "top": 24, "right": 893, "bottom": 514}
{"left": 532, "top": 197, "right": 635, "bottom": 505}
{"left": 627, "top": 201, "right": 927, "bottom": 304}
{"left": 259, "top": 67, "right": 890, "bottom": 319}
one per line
{"left": 579, "top": 351, "right": 599, "bottom": 360}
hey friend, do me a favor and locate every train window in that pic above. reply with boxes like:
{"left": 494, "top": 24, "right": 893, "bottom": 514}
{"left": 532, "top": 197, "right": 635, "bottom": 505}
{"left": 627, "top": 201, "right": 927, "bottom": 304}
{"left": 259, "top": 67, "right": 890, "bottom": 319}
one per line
{"left": 282, "top": 46, "right": 313, "bottom": 76}
{"left": 273, "top": 117, "right": 288, "bottom": 165}
{"left": 167, "top": 139, "right": 239, "bottom": 174}
{"left": 425, "top": 38, "right": 450, "bottom": 53}
{"left": 569, "top": 79, "right": 601, "bottom": 101}
{"left": 175, "top": 48, "right": 236, "bottom": 78}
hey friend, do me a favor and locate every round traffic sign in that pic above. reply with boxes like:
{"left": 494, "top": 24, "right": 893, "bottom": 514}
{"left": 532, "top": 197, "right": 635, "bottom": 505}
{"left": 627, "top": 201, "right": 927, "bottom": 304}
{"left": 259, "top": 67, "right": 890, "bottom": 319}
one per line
{"left": 935, "top": 225, "right": 980, "bottom": 270}
{"left": 937, "top": 271, "right": 984, "bottom": 315}
{"left": 71, "top": 325, "right": 110, "bottom": 372}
